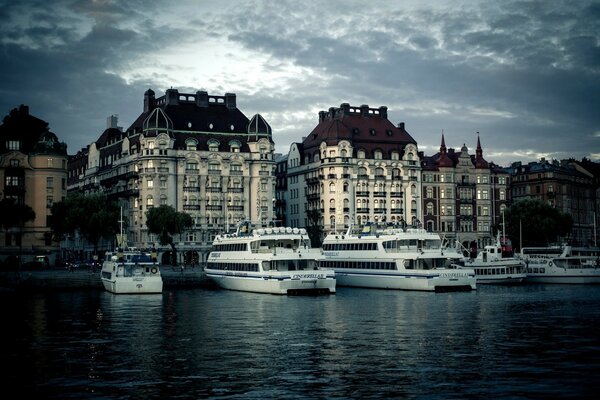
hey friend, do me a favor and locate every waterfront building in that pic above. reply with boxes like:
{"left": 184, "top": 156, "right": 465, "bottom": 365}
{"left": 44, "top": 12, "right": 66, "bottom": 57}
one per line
{"left": 286, "top": 103, "right": 421, "bottom": 239}
{"left": 0, "top": 105, "right": 68, "bottom": 266}
{"left": 67, "top": 88, "right": 275, "bottom": 264}
{"left": 420, "top": 134, "right": 511, "bottom": 250}
{"left": 509, "top": 158, "right": 595, "bottom": 246}
{"left": 274, "top": 153, "right": 288, "bottom": 226}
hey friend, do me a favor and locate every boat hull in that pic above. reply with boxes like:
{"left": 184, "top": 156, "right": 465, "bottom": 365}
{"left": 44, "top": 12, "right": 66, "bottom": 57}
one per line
{"left": 101, "top": 277, "right": 163, "bottom": 294}
{"left": 524, "top": 273, "right": 600, "bottom": 284}
{"left": 476, "top": 275, "right": 526, "bottom": 284}
{"left": 333, "top": 269, "right": 476, "bottom": 292}
{"left": 205, "top": 270, "right": 336, "bottom": 295}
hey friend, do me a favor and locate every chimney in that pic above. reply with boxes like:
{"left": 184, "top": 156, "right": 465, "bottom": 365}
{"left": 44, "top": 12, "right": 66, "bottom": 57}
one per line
{"left": 19, "top": 104, "right": 29, "bottom": 115}
{"left": 318, "top": 111, "right": 327, "bottom": 122}
{"left": 165, "top": 88, "right": 179, "bottom": 106}
{"left": 340, "top": 103, "right": 350, "bottom": 115}
{"left": 378, "top": 106, "right": 387, "bottom": 119}
{"left": 196, "top": 91, "right": 208, "bottom": 108}
{"left": 225, "top": 93, "right": 236, "bottom": 109}
{"left": 144, "top": 89, "right": 156, "bottom": 112}
{"left": 360, "top": 104, "right": 370, "bottom": 116}
{"left": 107, "top": 115, "right": 118, "bottom": 129}
{"left": 397, "top": 122, "right": 405, "bottom": 130}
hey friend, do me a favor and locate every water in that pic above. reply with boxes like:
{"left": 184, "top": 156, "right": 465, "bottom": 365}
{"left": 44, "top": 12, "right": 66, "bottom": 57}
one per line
{"left": 3, "top": 285, "right": 600, "bottom": 399}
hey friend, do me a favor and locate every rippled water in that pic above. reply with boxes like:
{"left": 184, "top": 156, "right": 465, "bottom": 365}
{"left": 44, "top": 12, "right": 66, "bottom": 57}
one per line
{"left": 3, "top": 284, "right": 600, "bottom": 399}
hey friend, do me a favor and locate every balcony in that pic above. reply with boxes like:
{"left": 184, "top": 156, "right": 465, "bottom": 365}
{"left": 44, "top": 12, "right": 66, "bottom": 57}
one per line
{"left": 207, "top": 187, "right": 222, "bottom": 193}
{"left": 206, "top": 205, "right": 223, "bottom": 211}
{"left": 183, "top": 205, "right": 201, "bottom": 211}
{"left": 328, "top": 174, "right": 337, "bottom": 179}
{"left": 357, "top": 174, "right": 369, "bottom": 180}
{"left": 356, "top": 208, "right": 370, "bottom": 213}
{"left": 185, "top": 169, "right": 199, "bottom": 175}
{"left": 390, "top": 192, "right": 403, "bottom": 197}
{"left": 373, "top": 191, "right": 386, "bottom": 197}
{"left": 230, "top": 170, "right": 243, "bottom": 176}
{"left": 391, "top": 208, "right": 404, "bottom": 214}
{"left": 342, "top": 174, "right": 351, "bottom": 178}
{"left": 373, "top": 208, "right": 386, "bottom": 214}
{"left": 209, "top": 170, "right": 221, "bottom": 175}
{"left": 183, "top": 187, "right": 200, "bottom": 192}
{"left": 228, "top": 188, "right": 244, "bottom": 193}
{"left": 356, "top": 191, "right": 370, "bottom": 196}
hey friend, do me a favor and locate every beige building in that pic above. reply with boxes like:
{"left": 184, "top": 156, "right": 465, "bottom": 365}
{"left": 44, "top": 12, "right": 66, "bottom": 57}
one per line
{"left": 0, "top": 105, "right": 68, "bottom": 267}
{"left": 286, "top": 103, "right": 421, "bottom": 237}
{"left": 67, "top": 88, "right": 275, "bottom": 264}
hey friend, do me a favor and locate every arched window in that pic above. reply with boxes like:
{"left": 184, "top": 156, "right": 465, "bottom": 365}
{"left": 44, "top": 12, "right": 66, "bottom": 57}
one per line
{"left": 357, "top": 149, "right": 366, "bottom": 159}
{"left": 426, "top": 202, "right": 433, "bottom": 216}
{"left": 343, "top": 182, "right": 349, "bottom": 192}
{"left": 329, "top": 182, "right": 336, "bottom": 193}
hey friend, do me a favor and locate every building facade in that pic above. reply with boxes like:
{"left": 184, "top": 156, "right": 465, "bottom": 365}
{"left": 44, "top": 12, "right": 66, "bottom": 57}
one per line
{"left": 510, "top": 158, "right": 595, "bottom": 246}
{"left": 0, "top": 105, "right": 68, "bottom": 266}
{"left": 421, "top": 134, "right": 511, "bottom": 250}
{"left": 67, "top": 88, "right": 275, "bottom": 263}
{"left": 286, "top": 103, "right": 421, "bottom": 237}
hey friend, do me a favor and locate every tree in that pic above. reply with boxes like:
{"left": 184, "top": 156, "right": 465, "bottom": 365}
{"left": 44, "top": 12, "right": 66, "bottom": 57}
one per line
{"left": 49, "top": 193, "right": 121, "bottom": 255}
{"left": 305, "top": 208, "right": 323, "bottom": 248}
{"left": 0, "top": 198, "right": 36, "bottom": 268}
{"left": 504, "top": 199, "right": 573, "bottom": 249}
{"left": 0, "top": 198, "right": 36, "bottom": 232}
{"left": 145, "top": 205, "right": 192, "bottom": 265}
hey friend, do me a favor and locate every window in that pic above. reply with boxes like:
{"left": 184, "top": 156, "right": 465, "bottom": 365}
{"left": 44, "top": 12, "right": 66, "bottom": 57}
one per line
{"left": 329, "top": 182, "right": 336, "bottom": 193}
{"left": 7, "top": 140, "right": 20, "bottom": 150}
{"left": 47, "top": 158, "right": 53, "bottom": 167}
{"left": 357, "top": 149, "right": 366, "bottom": 159}
{"left": 208, "top": 140, "right": 219, "bottom": 152}
{"left": 374, "top": 150, "right": 382, "bottom": 160}
{"left": 10, "top": 159, "right": 19, "bottom": 167}
{"left": 147, "top": 179, "right": 153, "bottom": 188}
{"left": 147, "top": 196, "right": 154, "bottom": 206}
{"left": 46, "top": 177, "right": 54, "bottom": 188}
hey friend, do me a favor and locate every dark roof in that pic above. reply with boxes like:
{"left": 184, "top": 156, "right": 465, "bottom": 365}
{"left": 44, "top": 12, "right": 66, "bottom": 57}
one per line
{"left": 0, "top": 104, "right": 67, "bottom": 155}
{"left": 301, "top": 103, "right": 416, "bottom": 159}
{"left": 115, "top": 89, "right": 272, "bottom": 153}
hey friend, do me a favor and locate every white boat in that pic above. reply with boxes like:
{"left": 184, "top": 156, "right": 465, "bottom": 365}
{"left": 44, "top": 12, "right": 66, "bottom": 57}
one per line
{"left": 320, "top": 223, "right": 476, "bottom": 292}
{"left": 520, "top": 245, "right": 600, "bottom": 284}
{"left": 457, "top": 235, "right": 527, "bottom": 284}
{"left": 100, "top": 208, "right": 163, "bottom": 294}
{"left": 100, "top": 247, "right": 163, "bottom": 294}
{"left": 205, "top": 222, "right": 336, "bottom": 295}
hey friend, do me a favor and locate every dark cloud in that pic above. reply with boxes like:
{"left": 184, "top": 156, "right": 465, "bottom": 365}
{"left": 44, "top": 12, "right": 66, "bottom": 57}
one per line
{"left": 0, "top": 0, "right": 598, "bottom": 165}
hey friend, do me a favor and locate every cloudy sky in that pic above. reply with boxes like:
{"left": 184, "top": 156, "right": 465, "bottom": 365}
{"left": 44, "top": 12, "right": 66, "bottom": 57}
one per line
{"left": 1, "top": 0, "right": 599, "bottom": 166}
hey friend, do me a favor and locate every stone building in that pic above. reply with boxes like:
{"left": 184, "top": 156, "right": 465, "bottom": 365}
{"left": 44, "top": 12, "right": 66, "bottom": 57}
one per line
{"left": 509, "top": 158, "right": 595, "bottom": 246}
{"left": 0, "top": 105, "right": 68, "bottom": 266}
{"left": 286, "top": 103, "right": 421, "bottom": 237}
{"left": 421, "top": 134, "right": 511, "bottom": 250}
{"left": 67, "top": 88, "right": 275, "bottom": 264}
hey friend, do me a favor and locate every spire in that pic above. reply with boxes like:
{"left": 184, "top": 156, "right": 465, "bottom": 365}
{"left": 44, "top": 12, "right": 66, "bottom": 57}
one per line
{"left": 440, "top": 132, "right": 447, "bottom": 154}
{"left": 476, "top": 131, "right": 483, "bottom": 158}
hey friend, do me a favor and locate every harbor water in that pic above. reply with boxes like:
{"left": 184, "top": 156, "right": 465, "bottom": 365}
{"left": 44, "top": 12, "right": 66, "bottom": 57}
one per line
{"left": 3, "top": 284, "right": 600, "bottom": 399}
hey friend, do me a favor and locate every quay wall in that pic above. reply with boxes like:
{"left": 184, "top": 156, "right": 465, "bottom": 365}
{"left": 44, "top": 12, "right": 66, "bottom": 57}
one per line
{"left": 0, "top": 267, "right": 215, "bottom": 291}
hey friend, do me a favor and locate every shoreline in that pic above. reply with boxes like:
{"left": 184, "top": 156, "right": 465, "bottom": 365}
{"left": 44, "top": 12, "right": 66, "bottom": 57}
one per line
{"left": 0, "top": 266, "right": 216, "bottom": 292}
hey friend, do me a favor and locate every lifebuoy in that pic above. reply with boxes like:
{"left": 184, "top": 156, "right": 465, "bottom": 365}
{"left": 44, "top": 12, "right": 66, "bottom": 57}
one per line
{"left": 151, "top": 267, "right": 158, "bottom": 274}
{"left": 548, "top": 261, "right": 553, "bottom": 267}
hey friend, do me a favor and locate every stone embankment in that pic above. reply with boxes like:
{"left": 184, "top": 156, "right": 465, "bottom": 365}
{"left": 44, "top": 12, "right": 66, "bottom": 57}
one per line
{"left": 0, "top": 266, "right": 215, "bottom": 292}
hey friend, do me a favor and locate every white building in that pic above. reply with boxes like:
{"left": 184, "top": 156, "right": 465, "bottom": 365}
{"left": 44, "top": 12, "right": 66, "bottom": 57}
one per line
{"left": 286, "top": 103, "right": 422, "bottom": 239}
{"left": 67, "top": 88, "right": 275, "bottom": 264}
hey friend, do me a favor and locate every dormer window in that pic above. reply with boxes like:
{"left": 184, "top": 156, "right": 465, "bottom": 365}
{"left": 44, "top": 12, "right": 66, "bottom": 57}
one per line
{"left": 229, "top": 140, "right": 241, "bottom": 153}
{"left": 7, "top": 140, "right": 20, "bottom": 151}
{"left": 208, "top": 139, "right": 219, "bottom": 152}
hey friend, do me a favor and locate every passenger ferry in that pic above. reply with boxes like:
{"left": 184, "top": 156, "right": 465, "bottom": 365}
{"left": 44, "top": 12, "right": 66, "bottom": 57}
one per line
{"left": 520, "top": 245, "right": 600, "bottom": 284}
{"left": 320, "top": 223, "right": 476, "bottom": 292}
{"left": 100, "top": 247, "right": 163, "bottom": 294}
{"left": 205, "top": 222, "right": 336, "bottom": 295}
{"left": 457, "top": 235, "right": 527, "bottom": 284}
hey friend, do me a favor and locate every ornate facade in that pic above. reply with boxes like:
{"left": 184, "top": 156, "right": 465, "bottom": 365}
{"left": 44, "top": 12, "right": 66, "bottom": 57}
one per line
{"left": 286, "top": 103, "right": 421, "bottom": 236}
{"left": 0, "top": 105, "right": 68, "bottom": 266}
{"left": 67, "top": 88, "right": 275, "bottom": 263}
{"left": 421, "top": 134, "right": 511, "bottom": 249}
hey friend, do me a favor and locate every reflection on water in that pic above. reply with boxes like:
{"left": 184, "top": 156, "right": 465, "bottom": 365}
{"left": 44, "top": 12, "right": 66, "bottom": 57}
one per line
{"left": 3, "top": 285, "right": 600, "bottom": 399}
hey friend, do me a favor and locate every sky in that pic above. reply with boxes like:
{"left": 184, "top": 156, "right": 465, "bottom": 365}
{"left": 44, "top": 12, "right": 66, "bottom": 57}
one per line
{"left": 0, "top": 0, "right": 599, "bottom": 167}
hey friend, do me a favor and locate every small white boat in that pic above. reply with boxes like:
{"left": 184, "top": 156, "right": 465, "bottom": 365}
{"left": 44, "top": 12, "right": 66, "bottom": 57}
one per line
{"left": 320, "top": 223, "right": 476, "bottom": 292}
{"left": 520, "top": 245, "right": 600, "bottom": 284}
{"left": 100, "top": 247, "right": 163, "bottom": 294}
{"left": 205, "top": 222, "right": 336, "bottom": 295}
{"left": 458, "top": 235, "right": 526, "bottom": 284}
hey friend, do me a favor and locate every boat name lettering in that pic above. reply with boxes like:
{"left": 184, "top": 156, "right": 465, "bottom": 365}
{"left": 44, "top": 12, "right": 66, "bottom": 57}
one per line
{"left": 438, "top": 272, "right": 468, "bottom": 278}
{"left": 323, "top": 251, "right": 339, "bottom": 257}
{"left": 210, "top": 252, "right": 221, "bottom": 258}
{"left": 293, "top": 274, "right": 326, "bottom": 279}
